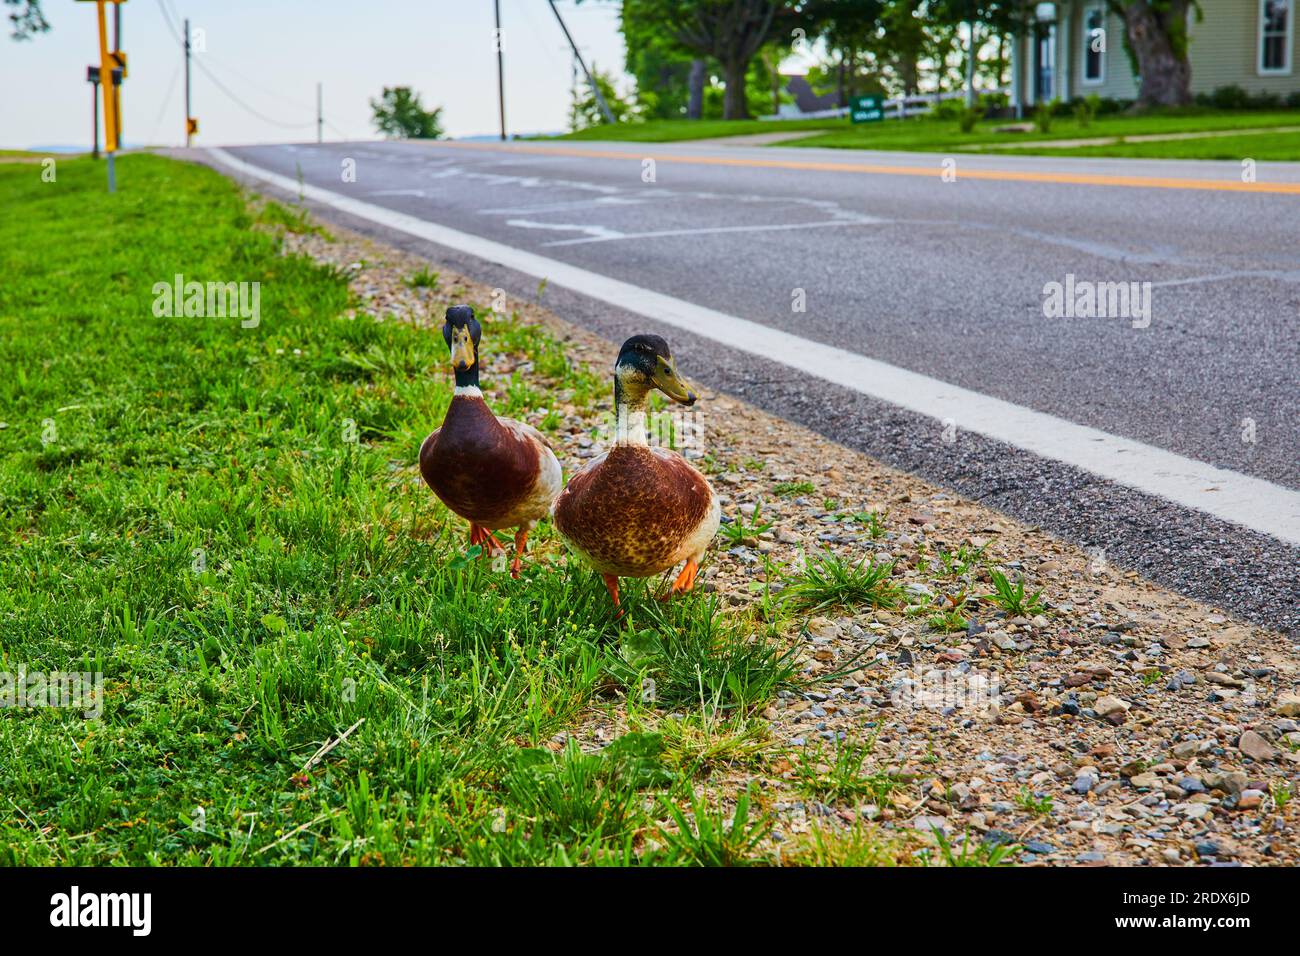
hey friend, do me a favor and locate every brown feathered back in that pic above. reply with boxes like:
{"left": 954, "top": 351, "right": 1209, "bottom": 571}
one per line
{"left": 554, "top": 445, "right": 712, "bottom": 576}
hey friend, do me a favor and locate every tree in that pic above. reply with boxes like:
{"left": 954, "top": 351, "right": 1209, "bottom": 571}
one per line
{"left": 679, "top": 0, "right": 785, "bottom": 119}
{"left": 1106, "top": 0, "right": 1198, "bottom": 108}
{"left": 624, "top": 0, "right": 798, "bottom": 120}
{"left": 570, "top": 68, "right": 638, "bottom": 130}
{"left": 621, "top": 0, "right": 701, "bottom": 119}
{"left": 808, "top": 0, "right": 885, "bottom": 103}
{"left": 5, "top": 0, "right": 48, "bottom": 40}
{"left": 369, "top": 87, "right": 444, "bottom": 139}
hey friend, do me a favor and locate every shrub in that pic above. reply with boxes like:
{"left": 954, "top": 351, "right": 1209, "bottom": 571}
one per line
{"left": 1073, "top": 94, "right": 1100, "bottom": 128}
{"left": 1033, "top": 101, "right": 1056, "bottom": 133}
{"left": 1208, "top": 84, "right": 1251, "bottom": 110}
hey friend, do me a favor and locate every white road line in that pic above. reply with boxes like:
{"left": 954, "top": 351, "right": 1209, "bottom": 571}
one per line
{"left": 208, "top": 148, "right": 1300, "bottom": 548}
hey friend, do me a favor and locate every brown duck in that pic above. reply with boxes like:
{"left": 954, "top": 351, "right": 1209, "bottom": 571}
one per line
{"left": 553, "top": 334, "right": 719, "bottom": 610}
{"left": 419, "top": 305, "right": 562, "bottom": 577}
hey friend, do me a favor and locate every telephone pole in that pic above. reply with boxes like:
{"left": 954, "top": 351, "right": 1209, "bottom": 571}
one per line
{"left": 184, "top": 17, "right": 192, "bottom": 146}
{"left": 547, "top": 0, "right": 614, "bottom": 124}
{"left": 494, "top": 0, "right": 506, "bottom": 140}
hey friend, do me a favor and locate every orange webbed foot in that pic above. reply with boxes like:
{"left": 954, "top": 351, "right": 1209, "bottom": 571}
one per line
{"left": 669, "top": 558, "right": 700, "bottom": 596}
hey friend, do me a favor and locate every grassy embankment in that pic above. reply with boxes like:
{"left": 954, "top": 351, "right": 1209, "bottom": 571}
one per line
{"left": 0, "top": 154, "right": 936, "bottom": 865}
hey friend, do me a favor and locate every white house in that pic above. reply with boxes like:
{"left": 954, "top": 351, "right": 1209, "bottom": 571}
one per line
{"left": 1010, "top": 0, "right": 1297, "bottom": 108}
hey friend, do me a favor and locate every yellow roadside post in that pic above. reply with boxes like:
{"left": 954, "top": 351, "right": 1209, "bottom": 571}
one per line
{"left": 79, "top": 0, "right": 127, "bottom": 192}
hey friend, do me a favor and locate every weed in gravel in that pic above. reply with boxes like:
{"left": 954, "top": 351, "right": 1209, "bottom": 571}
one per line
{"left": 777, "top": 821, "right": 912, "bottom": 866}
{"left": 982, "top": 569, "right": 1046, "bottom": 617}
{"left": 657, "top": 788, "right": 770, "bottom": 866}
{"left": 718, "top": 500, "right": 774, "bottom": 547}
{"left": 783, "top": 553, "right": 904, "bottom": 613}
{"left": 774, "top": 480, "right": 816, "bottom": 497}
{"left": 921, "top": 827, "right": 1018, "bottom": 867}
{"left": 404, "top": 267, "right": 440, "bottom": 289}
{"left": 1271, "top": 780, "right": 1292, "bottom": 814}
{"left": 936, "top": 543, "right": 987, "bottom": 578}
{"left": 927, "top": 606, "right": 970, "bottom": 633}
{"left": 849, "top": 510, "right": 888, "bottom": 539}
{"left": 795, "top": 735, "right": 906, "bottom": 806}
{"left": 1015, "top": 786, "right": 1055, "bottom": 816}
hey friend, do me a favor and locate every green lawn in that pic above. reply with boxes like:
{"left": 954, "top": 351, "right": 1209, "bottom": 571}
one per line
{"left": 551, "top": 109, "right": 1300, "bottom": 160}
{"left": 553, "top": 116, "right": 847, "bottom": 142}
{"left": 0, "top": 154, "right": 829, "bottom": 865}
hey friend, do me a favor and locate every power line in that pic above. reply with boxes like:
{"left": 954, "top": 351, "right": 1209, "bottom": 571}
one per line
{"left": 155, "top": 0, "right": 313, "bottom": 130}
{"left": 191, "top": 56, "right": 316, "bottom": 128}
{"left": 147, "top": 58, "right": 183, "bottom": 144}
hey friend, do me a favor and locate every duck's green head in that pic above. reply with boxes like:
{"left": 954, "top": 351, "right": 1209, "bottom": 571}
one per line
{"left": 442, "top": 305, "right": 482, "bottom": 387}
{"left": 615, "top": 334, "right": 696, "bottom": 406}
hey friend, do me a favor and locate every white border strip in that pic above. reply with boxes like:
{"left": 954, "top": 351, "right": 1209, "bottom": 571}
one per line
{"left": 208, "top": 147, "right": 1300, "bottom": 547}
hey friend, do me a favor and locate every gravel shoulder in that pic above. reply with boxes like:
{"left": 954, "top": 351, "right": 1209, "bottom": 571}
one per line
{"left": 280, "top": 213, "right": 1300, "bottom": 868}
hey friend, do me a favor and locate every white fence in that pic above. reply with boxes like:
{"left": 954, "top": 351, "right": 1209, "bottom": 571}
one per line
{"left": 761, "top": 89, "right": 1009, "bottom": 122}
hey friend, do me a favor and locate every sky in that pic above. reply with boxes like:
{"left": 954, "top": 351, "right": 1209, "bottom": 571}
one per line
{"left": 0, "top": 0, "right": 629, "bottom": 149}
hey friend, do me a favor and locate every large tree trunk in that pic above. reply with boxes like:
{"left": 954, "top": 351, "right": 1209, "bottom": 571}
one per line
{"left": 687, "top": 58, "right": 706, "bottom": 119}
{"left": 722, "top": 58, "right": 751, "bottom": 119}
{"left": 898, "top": 56, "right": 919, "bottom": 96}
{"left": 1120, "top": 0, "right": 1193, "bottom": 108}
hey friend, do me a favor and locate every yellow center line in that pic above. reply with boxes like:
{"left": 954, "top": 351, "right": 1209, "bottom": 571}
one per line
{"left": 434, "top": 140, "right": 1300, "bottom": 195}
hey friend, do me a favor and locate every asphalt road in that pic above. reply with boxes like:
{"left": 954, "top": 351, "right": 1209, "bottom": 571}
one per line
{"left": 212, "top": 140, "right": 1300, "bottom": 632}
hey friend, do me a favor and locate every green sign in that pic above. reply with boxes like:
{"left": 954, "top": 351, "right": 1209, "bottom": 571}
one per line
{"left": 849, "top": 94, "right": 884, "bottom": 124}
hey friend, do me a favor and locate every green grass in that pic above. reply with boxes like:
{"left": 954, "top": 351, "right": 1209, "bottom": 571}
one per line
{"left": 1028, "top": 130, "right": 1300, "bottom": 161}
{"left": 0, "top": 154, "right": 819, "bottom": 865}
{"left": 784, "top": 554, "right": 904, "bottom": 614}
{"left": 790, "top": 109, "right": 1300, "bottom": 159}
{"left": 773, "top": 480, "right": 816, "bottom": 498}
{"left": 404, "top": 267, "right": 440, "bottom": 290}
{"left": 718, "top": 500, "right": 774, "bottom": 547}
{"left": 1014, "top": 786, "right": 1055, "bottom": 817}
{"left": 553, "top": 117, "right": 846, "bottom": 143}
{"left": 255, "top": 198, "right": 331, "bottom": 237}
{"left": 550, "top": 109, "right": 1300, "bottom": 160}
{"left": 795, "top": 735, "right": 906, "bottom": 806}
{"left": 981, "top": 570, "right": 1046, "bottom": 618}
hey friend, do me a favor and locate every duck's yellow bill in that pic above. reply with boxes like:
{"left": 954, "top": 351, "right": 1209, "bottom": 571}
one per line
{"left": 652, "top": 360, "right": 697, "bottom": 405}
{"left": 450, "top": 328, "right": 475, "bottom": 370}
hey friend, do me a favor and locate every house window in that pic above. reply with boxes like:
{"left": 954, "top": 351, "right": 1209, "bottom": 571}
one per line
{"left": 1083, "top": 6, "right": 1106, "bottom": 83}
{"left": 1259, "top": 0, "right": 1292, "bottom": 74}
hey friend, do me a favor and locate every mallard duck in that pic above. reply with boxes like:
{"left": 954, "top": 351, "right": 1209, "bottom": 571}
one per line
{"left": 553, "top": 334, "right": 719, "bottom": 610}
{"left": 419, "top": 305, "right": 562, "bottom": 577}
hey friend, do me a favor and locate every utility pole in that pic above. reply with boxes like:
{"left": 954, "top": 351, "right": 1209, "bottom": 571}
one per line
{"left": 317, "top": 82, "right": 323, "bottom": 143}
{"left": 87, "top": 65, "right": 101, "bottom": 159}
{"left": 547, "top": 0, "right": 614, "bottom": 124}
{"left": 494, "top": 0, "right": 506, "bottom": 140}
{"left": 184, "top": 17, "right": 193, "bottom": 146}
